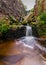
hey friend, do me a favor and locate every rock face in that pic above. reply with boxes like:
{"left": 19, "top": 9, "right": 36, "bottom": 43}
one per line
{"left": 34, "top": 0, "right": 46, "bottom": 16}
{"left": 0, "top": 0, "right": 25, "bottom": 17}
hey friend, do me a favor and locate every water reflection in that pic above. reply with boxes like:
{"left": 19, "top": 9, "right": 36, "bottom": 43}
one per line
{"left": 0, "top": 55, "right": 24, "bottom": 64}
{"left": 0, "top": 36, "right": 46, "bottom": 65}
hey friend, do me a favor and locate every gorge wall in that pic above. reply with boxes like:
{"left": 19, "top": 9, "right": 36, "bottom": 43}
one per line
{"left": 0, "top": 0, "right": 26, "bottom": 18}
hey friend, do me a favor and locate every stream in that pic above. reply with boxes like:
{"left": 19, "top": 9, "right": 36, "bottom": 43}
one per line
{"left": 0, "top": 25, "right": 46, "bottom": 65}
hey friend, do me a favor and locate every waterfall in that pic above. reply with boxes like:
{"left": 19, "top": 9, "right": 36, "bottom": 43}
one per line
{"left": 26, "top": 25, "right": 32, "bottom": 36}
{"left": 17, "top": 25, "right": 38, "bottom": 49}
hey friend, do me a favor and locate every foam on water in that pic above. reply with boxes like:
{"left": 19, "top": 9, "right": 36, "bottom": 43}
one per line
{"left": 18, "top": 36, "right": 37, "bottom": 49}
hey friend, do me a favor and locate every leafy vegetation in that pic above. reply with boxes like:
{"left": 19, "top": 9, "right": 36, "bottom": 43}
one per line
{"left": 0, "top": 17, "right": 23, "bottom": 40}
{"left": 9, "top": 16, "right": 19, "bottom": 25}
{"left": 37, "top": 12, "right": 46, "bottom": 36}
{"left": 0, "top": 24, "right": 9, "bottom": 33}
{"left": 0, "top": 16, "right": 22, "bottom": 40}
{"left": 40, "top": 12, "right": 46, "bottom": 21}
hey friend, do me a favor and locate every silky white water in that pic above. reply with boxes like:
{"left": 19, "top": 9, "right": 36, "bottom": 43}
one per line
{"left": 26, "top": 26, "right": 32, "bottom": 36}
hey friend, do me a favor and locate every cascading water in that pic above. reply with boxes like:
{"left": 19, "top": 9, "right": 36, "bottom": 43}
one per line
{"left": 17, "top": 25, "right": 36, "bottom": 49}
{"left": 18, "top": 25, "right": 45, "bottom": 51}
{"left": 26, "top": 25, "right": 32, "bottom": 36}
{"left": 17, "top": 24, "right": 46, "bottom": 51}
